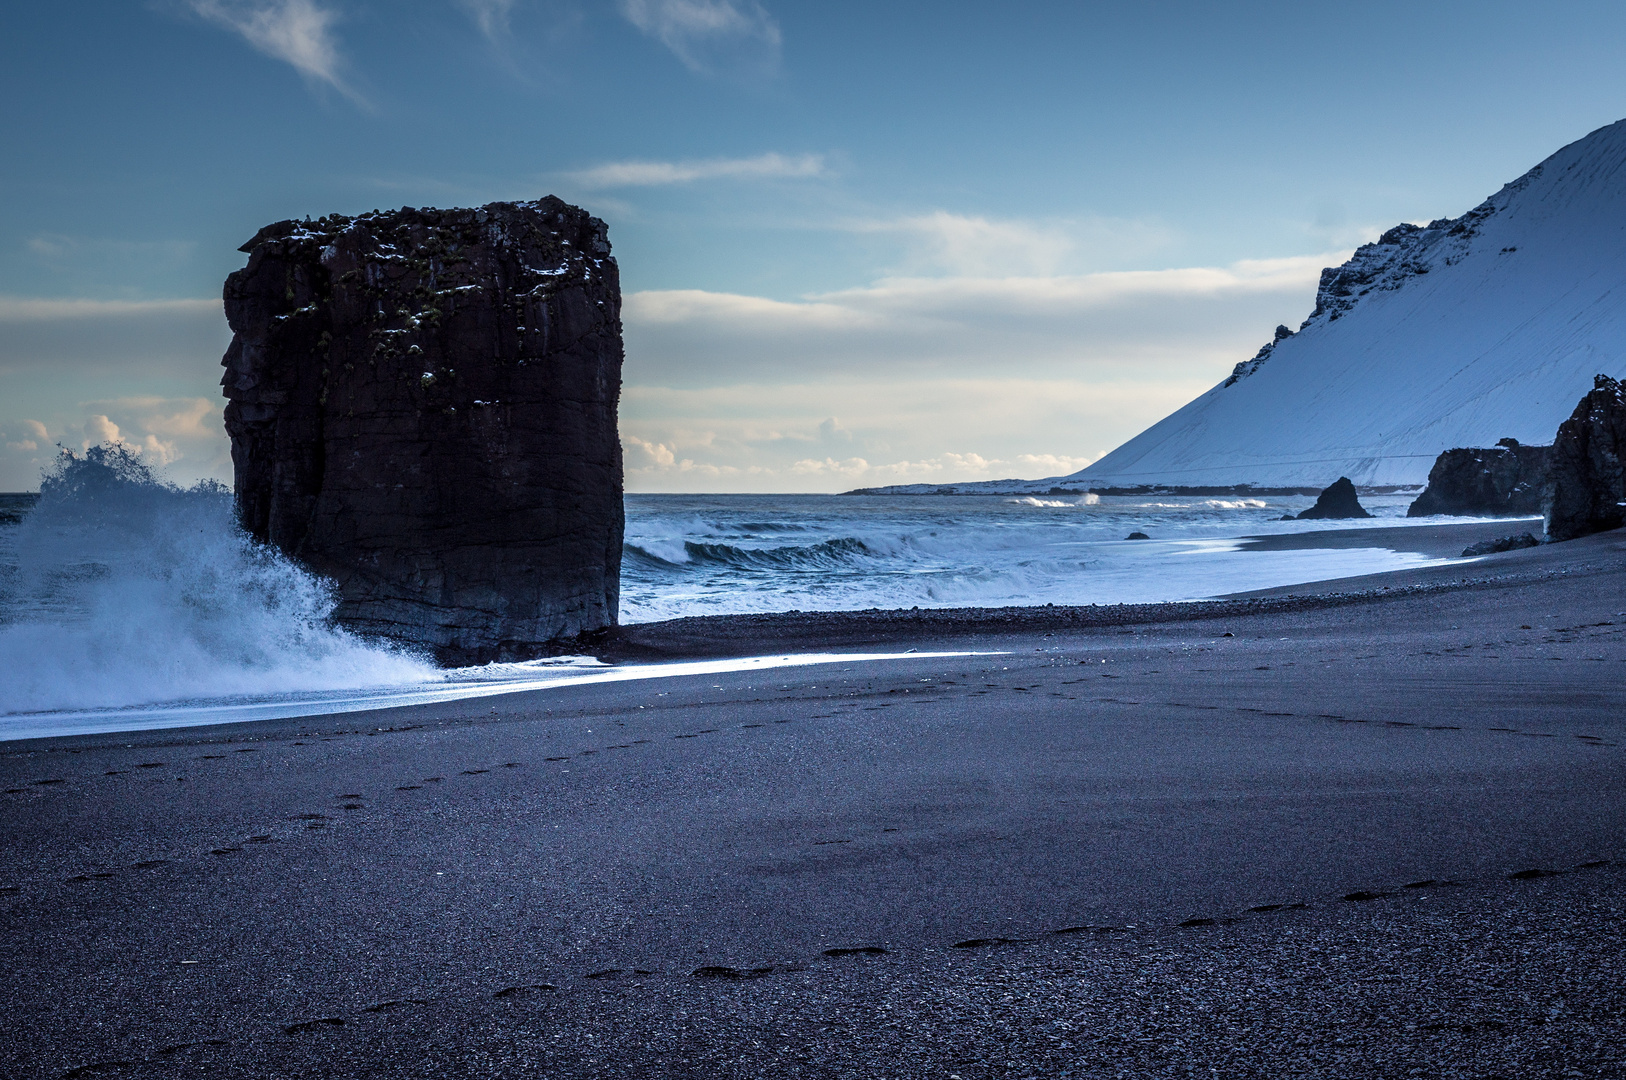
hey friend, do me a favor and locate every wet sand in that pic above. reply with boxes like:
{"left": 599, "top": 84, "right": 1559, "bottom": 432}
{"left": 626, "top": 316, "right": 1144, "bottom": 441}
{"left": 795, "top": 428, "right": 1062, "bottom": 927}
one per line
{"left": 2, "top": 525, "right": 1623, "bottom": 1078}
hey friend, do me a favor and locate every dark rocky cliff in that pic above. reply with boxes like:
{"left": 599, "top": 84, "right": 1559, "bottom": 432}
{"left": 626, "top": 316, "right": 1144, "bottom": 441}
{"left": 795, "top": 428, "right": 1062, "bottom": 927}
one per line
{"left": 1406, "top": 439, "right": 1550, "bottom": 517}
{"left": 221, "top": 197, "right": 623, "bottom": 662}
{"left": 1544, "top": 375, "right": 1626, "bottom": 542}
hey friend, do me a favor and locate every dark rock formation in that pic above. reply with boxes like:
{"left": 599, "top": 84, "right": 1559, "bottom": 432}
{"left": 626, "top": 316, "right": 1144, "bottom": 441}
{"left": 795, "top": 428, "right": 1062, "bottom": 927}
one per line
{"left": 221, "top": 197, "right": 624, "bottom": 662}
{"left": 1406, "top": 438, "right": 1550, "bottom": 517}
{"left": 1125, "top": 531, "right": 1150, "bottom": 540}
{"left": 1224, "top": 324, "right": 1294, "bottom": 387}
{"left": 1305, "top": 204, "right": 1503, "bottom": 325}
{"left": 1461, "top": 533, "right": 1540, "bottom": 557}
{"left": 1543, "top": 375, "right": 1626, "bottom": 542}
{"left": 1296, "top": 477, "right": 1371, "bottom": 520}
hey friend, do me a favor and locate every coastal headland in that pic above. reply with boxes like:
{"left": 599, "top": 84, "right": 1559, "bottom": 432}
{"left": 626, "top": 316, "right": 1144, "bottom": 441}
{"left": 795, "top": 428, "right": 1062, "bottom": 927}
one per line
{"left": 3, "top": 523, "right": 1623, "bottom": 1077}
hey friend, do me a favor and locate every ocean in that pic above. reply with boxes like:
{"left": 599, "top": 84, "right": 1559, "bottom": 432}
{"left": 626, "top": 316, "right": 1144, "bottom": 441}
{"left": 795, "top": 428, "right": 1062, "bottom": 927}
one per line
{"left": 622, "top": 491, "right": 1441, "bottom": 621}
{"left": 0, "top": 454, "right": 1473, "bottom": 739}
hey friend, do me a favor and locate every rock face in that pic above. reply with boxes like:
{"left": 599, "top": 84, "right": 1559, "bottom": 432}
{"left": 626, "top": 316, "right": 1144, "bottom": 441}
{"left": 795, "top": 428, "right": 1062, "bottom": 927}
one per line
{"left": 1461, "top": 533, "right": 1540, "bottom": 557}
{"left": 1543, "top": 375, "right": 1626, "bottom": 542}
{"left": 221, "top": 198, "right": 624, "bottom": 662}
{"left": 1296, "top": 477, "right": 1370, "bottom": 520}
{"left": 1406, "top": 438, "right": 1550, "bottom": 517}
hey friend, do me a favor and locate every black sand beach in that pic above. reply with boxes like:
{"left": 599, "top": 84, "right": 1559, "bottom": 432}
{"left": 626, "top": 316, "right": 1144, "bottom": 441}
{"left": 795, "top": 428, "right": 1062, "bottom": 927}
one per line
{"left": 3, "top": 522, "right": 1624, "bottom": 1078}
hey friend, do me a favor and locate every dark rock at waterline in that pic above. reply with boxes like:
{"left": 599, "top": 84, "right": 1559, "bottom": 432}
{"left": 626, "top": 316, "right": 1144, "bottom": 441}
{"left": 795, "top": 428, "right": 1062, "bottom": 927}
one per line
{"left": 1125, "top": 531, "right": 1151, "bottom": 540}
{"left": 1295, "top": 477, "right": 1371, "bottom": 520}
{"left": 1407, "top": 438, "right": 1550, "bottom": 517}
{"left": 1543, "top": 374, "right": 1626, "bottom": 542}
{"left": 221, "top": 198, "right": 624, "bottom": 662}
{"left": 1461, "top": 533, "right": 1540, "bottom": 557}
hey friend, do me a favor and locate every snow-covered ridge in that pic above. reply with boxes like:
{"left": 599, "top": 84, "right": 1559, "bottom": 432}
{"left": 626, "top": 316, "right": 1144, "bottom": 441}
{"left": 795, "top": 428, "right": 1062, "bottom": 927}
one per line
{"left": 832, "top": 120, "right": 1626, "bottom": 499}
{"left": 1062, "top": 119, "right": 1626, "bottom": 489}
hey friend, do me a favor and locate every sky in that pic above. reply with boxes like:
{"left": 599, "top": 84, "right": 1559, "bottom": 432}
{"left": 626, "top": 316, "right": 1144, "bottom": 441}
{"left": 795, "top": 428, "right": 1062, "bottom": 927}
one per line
{"left": 3, "top": 1, "right": 1626, "bottom": 492}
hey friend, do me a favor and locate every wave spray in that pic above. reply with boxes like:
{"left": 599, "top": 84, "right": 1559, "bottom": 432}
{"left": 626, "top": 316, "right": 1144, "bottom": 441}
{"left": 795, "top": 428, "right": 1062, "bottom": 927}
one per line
{"left": 0, "top": 446, "right": 435, "bottom": 715}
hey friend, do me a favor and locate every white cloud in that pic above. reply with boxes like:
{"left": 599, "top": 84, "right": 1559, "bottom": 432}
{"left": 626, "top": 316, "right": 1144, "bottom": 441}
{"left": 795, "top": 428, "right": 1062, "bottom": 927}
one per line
{"left": 618, "top": 0, "right": 780, "bottom": 75}
{"left": 566, "top": 152, "right": 824, "bottom": 189}
{"left": 0, "top": 297, "right": 221, "bottom": 323}
{"left": 1014, "top": 452, "right": 1098, "bottom": 475}
{"left": 622, "top": 252, "right": 1341, "bottom": 389}
{"left": 784, "top": 451, "right": 1098, "bottom": 484}
{"left": 617, "top": 377, "right": 1198, "bottom": 492}
{"left": 0, "top": 294, "right": 231, "bottom": 488}
{"left": 3, "top": 395, "right": 231, "bottom": 490}
{"left": 4, "top": 419, "right": 49, "bottom": 453}
{"left": 188, "top": 0, "right": 361, "bottom": 102}
{"left": 75, "top": 399, "right": 223, "bottom": 469}
{"left": 457, "top": 0, "right": 516, "bottom": 38}
{"left": 615, "top": 250, "right": 1349, "bottom": 491}
{"left": 83, "top": 414, "right": 124, "bottom": 449}
{"left": 845, "top": 211, "right": 1181, "bottom": 278}
{"left": 624, "top": 434, "right": 677, "bottom": 467}
{"left": 852, "top": 212, "right": 1076, "bottom": 278}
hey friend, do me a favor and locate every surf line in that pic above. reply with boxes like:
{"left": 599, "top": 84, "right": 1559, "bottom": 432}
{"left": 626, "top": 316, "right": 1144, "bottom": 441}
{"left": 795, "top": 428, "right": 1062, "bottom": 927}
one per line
{"left": 0, "top": 651, "right": 1003, "bottom": 742}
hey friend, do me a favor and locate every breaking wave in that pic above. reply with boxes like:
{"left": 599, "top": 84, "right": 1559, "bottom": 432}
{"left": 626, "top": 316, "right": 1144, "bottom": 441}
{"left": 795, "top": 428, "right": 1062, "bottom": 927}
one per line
{"left": 0, "top": 446, "right": 436, "bottom": 715}
{"left": 625, "top": 536, "right": 876, "bottom": 573}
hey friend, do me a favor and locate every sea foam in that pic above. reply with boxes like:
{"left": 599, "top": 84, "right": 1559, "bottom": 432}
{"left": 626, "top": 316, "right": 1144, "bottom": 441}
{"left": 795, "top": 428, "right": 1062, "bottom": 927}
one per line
{"left": 0, "top": 447, "right": 435, "bottom": 714}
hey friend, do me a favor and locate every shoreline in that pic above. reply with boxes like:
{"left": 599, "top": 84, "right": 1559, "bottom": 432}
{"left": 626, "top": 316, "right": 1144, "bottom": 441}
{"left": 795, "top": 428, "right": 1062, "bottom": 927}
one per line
{"left": 600, "top": 518, "right": 1581, "bottom": 662}
{"left": 0, "top": 519, "right": 1587, "bottom": 741}
{"left": 2, "top": 522, "right": 1622, "bottom": 1076}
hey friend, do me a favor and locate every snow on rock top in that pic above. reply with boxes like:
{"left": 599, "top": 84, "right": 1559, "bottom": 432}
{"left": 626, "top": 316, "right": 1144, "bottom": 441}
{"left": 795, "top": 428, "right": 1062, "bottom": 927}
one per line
{"left": 1069, "top": 118, "right": 1626, "bottom": 489}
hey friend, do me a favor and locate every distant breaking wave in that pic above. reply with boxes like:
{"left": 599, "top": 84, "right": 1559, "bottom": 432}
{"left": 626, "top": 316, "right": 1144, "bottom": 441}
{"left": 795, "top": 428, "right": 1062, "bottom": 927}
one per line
{"left": 625, "top": 536, "right": 876, "bottom": 573}
{"left": 616, "top": 491, "right": 1454, "bottom": 622}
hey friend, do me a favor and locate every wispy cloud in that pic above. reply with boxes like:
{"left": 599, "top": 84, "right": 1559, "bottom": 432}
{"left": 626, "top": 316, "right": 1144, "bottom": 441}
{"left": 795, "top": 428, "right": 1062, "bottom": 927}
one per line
{"left": 846, "top": 211, "right": 1180, "bottom": 278}
{"left": 456, "top": 0, "right": 516, "bottom": 39}
{"left": 618, "top": 0, "right": 780, "bottom": 75}
{"left": 614, "top": 252, "right": 1346, "bottom": 492}
{"left": 187, "top": 0, "right": 362, "bottom": 103}
{"left": 0, "top": 297, "right": 221, "bottom": 323}
{"left": 566, "top": 151, "right": 825, "bottom": 188}
{"left": 617, "top": 378, "right": 1144, "bottom": 492}
{"left": 854, "top": 212, "right": 1076, "bottom": 278}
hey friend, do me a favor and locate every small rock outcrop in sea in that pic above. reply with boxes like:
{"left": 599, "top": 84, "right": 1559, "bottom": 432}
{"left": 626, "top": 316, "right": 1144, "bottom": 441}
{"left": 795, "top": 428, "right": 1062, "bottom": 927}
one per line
{"left": 1461, "top": 533, "right": 1541, "bottom": 557}
{"left": 1543, "top": 374, "right": 1626, "bottom": 542}
{"left": 221, "top": 198, "right": 624, "bottom": 662}
{"left": 1296, "top": 477, "right": 1371, "bottom": 520}
{"left": 1407, "top": 438, "right": 1550, "bottom": 517}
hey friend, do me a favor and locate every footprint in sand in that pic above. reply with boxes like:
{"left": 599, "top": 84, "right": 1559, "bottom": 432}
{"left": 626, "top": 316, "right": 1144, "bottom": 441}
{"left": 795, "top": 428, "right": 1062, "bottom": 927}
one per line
{"left": 283, "top": 1017, "right": 345, "bottom": 1034}
{"left": 362, "top": 999, "right": 428, "bottom": 1013}
{"left": 692, "top": 965, "right": 774, "bottom": 979}
{"left": 493, "top": 983, "right": 556, "bottom": 998}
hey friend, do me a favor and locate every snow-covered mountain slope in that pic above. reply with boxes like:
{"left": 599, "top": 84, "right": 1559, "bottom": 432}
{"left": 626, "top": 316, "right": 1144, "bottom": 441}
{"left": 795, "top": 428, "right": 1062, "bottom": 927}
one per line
{"left": 1068, "top": 119, "right": 1626, "bottom": 489}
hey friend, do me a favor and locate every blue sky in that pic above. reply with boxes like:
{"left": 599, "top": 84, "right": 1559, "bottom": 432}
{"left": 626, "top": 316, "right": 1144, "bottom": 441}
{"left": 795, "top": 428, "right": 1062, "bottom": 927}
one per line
{"left": 4, "top": 0, "right": 1626, "bottom": 490}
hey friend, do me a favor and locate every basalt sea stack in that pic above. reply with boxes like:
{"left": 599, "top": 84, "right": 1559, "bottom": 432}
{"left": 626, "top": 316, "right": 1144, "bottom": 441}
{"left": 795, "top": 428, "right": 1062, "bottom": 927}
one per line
{"left": 221, "top": 198, "right": 624, "bottom": 661}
